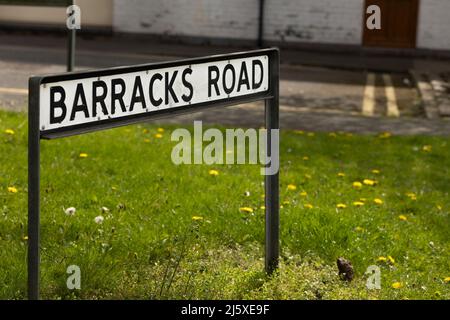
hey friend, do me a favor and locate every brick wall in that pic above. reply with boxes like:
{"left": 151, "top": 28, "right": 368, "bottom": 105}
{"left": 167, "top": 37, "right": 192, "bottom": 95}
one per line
{"left": 113, "top": 0, "right": 259, "bottom": 40}
{"left": 113, "top": 0, "right": 450, "bottom": 51}
{"left": 263, "top": 0, "right": 363, "bottom": 45}
{"left": 113, "top": 0, "right": 362, "bottom": 45}
{"left": 417, "top": 0, "right": 450, "bottom": 50}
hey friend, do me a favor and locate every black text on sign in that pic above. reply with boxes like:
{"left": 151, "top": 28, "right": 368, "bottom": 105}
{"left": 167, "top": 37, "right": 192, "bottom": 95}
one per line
{"left": 39, "top": 55, "right": 269, "bottom": 132}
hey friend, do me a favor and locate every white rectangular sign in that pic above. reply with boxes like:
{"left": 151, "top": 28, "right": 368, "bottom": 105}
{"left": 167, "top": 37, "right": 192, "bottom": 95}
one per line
{"left": 39, "top": 55, "right": 269, "bottom": 132}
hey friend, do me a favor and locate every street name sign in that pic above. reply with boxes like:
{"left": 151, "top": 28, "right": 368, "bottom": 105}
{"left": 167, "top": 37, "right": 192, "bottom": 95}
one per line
{"left": 28, "top": 48, "right": 279, "bottom": 299}
{"left": 36, "top": 51, "right": 273, "bottom": 138}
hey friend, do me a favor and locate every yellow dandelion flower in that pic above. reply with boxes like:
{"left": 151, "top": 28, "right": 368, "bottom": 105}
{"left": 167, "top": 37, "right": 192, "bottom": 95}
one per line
{"left": 399, "top": 215, "right": 408, "bottom": 221}
{"left": 355, "top": 226, "right": 365, "bottom": 232}
{"left": 280, "top": 205, "right": 284, "bottom": 209}
{"left": 8, "top": 186, "right": 18, "bottom": 193}
{"left": 374, "top": 198, "right": 383, "bottom": 205}
{"left": 372, "top": 169, "right": 380, "bottom": 174}
{"left": 353, "top": 201, "right": 364, "bottom": 207}
{"left": 304, "top": 203, "right": 314, "bottom": 209}
{"left": 23, "top": 236, "right": 28, "bottom": 240}
{"left": 208, "top": 169, "right": 219, "bottom": 176}
{"left": 144, "top": 138, "right": 150, "bottom": 143}
{"left": 142, "top": 128, "right": 149, "bottom": 134}
{"left": 353, "top": 181, "right": 362, "bottom": 189}
{"left": 287, "top": 184, "right": 297, "bottom": 191}
{"left": 79, "top": 153, "right": 88, "bottom": 158}
{"left": 337, "top": 172, "right": 346, "bottom": 177}
{"left": 260, "top": 206, "right": 266, "bottom": 210}
{"left": 387, "top": 256, "right": 395, "bottom": 264}
{"left": 437, "top": 205, "right": 442, "bottom": 210}
{"left": 336, "top": 203, "right": 347, "bottom": 209}
{"left": 359, "top": 198, "right": 367, "bottom": 202}
{"left": 392, "top": 282, "right": 403, "bottom": 289}
{"left": 282, "top": 200, "right": 290, "bottom": 205}
{"left": 192, "top": 216, "right": 203, "bottom": 221}
{"left": 154, "top": 133, "right": 163, "bottom": 139}
{"left": 422, "top": 145, "right": 432, "bottom": 152}
{"left": 444, "top": 277, "right": 450, "bottom": 283}
{"left": 377, "top": 256, "right": 387, "bottom": 262}
{"left": 239, "top": 207, "right": 254, "bottom": 213}
{"left": 300, "top": 191, "right": 307, "bottom": 197}
{"left": 4, "top": 128, "right": 15, "bottom": 135}
{"left": 157, "top": 128, "right": 165, "bottom": 133}
{"left": 363, "top": 179, "right": 376, "bottom": 186}
{"left": 406, "top": 192, "right": 417, "bottom": 200}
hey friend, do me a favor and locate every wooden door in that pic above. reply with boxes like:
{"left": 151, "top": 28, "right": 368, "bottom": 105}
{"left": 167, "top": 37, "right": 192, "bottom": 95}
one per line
{"left": 363, "top": 0, "right": 419, "bottom": 48}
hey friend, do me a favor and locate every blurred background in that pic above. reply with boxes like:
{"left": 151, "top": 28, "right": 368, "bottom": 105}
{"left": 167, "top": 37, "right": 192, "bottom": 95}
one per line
{"left": 0, "top": 0, "right": 449, "bottom": 134}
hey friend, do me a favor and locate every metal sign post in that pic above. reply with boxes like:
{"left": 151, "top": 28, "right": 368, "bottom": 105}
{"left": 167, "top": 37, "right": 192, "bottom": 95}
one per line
{"left": 28, "top": 77, "right": 41, "bottom": 301}
{"left": 67, "top": 25, "right": 76, "bottom": 72}
{"left": 66, "top": 0, "right": 76, "bottom": 72}
{"left": 265, "top": 52, "right": 279, "bottom": 274}
{"left": 27, "top": 48, "right": 279, "bottom": 299}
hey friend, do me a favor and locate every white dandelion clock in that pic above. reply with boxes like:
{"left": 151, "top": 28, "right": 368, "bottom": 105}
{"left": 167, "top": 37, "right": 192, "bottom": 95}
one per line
{"left": 94, "top": 215, "right": 104, "bottom": 224}
{"left": 64, "top": 207, "right": 76, "bottom": 216}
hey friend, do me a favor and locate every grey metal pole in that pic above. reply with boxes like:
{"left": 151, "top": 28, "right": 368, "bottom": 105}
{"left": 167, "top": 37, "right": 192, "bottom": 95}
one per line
{"left": 67, "top": 1, "right": 76, "bottom": 72}
{"left": 67, "top": 29, "right": 76, "bottom": 72}
{"left": 28, "top": 77, "right": 41, "bottom": 300}
{"left": 258, "top": 0, "right": 265, "bottom": 48}
{"left": 265, "top": 50, "right": 280, "bottom": 274}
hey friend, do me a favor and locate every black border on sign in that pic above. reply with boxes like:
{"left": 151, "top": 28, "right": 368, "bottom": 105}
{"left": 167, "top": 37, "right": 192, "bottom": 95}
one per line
{"left": 33, "top": 48, "right": 278, "bottom": 139}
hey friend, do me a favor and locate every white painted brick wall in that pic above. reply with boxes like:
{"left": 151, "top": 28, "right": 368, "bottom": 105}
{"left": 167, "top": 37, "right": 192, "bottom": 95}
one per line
{"left": 113, "top": 0, "right": 450, "bottom": 50}
{"left": 113, "top": 0, "right": 259, "bottom": 40}
{"left": 264, "top": 0, "right": 364, "bottom": 45}
{"left": 417, "top": 0, "right": 450, "bottom": 50}
{"left": 113, "top": 0, "right": 363, "bottom": 44}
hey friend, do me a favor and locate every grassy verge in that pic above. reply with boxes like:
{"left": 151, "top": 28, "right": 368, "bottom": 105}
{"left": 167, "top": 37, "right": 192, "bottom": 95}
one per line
{"left": 0, "top": 110, "right": 449, "bottom": 299}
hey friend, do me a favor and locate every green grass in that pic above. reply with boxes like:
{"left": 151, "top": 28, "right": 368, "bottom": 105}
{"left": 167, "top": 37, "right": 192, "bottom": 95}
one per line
{"left": 0, "top": 110, "right": 449, "bottom": 300}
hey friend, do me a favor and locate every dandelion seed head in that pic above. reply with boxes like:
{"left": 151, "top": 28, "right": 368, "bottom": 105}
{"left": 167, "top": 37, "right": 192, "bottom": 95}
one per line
{"left": 94, "top": 215, "right": 104, "bottom": 224}
{"left": 65, "top": 207, "right": 76, "bottom": 216}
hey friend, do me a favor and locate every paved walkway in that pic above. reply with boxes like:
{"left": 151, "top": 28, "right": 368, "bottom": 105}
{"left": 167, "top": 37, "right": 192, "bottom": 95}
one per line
{"left": 149, "top": 102, "right": 450, "bottom": 136}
